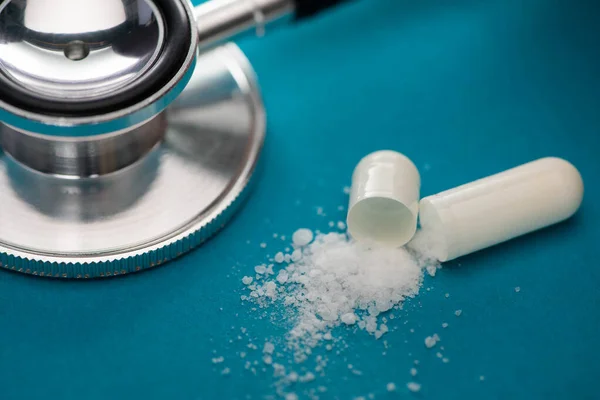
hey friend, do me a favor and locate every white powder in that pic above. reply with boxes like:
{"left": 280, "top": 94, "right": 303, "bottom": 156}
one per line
{"left": 278, "top": 233, "right": 426, "bottom": 357}
{"left": 410, "top": 368, "right": 418, "bottom": 376}
{"left": 442, "top": 322, "right": 448, "bottom": 328}
{"left": 386, "top": 382, "right": 396, "bottom": 392}
{"left": 455, "top": 309, "right": 462, "bottom": 317}
{"left": 240, "top": 229, "right": 439, "bottom": 395}
{"left": 242, "top": 276, "right": 253, "bottom": 285}
{"left": 515, "top": 286, "right": 521, "bottom": 293}
{"left": 337, "top": 221, "right": 346, "bottom": 230}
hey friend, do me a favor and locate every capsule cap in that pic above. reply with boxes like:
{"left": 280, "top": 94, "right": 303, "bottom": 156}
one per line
{"left": 347, "top": 150, "right": 420, "bottom": 247}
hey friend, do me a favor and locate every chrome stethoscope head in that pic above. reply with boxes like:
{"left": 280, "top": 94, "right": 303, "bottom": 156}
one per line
{"left": 0, "top": 0, "right": 348, "bottom": 278}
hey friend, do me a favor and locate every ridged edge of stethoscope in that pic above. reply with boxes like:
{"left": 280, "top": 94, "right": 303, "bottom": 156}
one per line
{"left": 0, "top": 43, "right": 265, "bottom": 279}
{"left": 0, "top": 171, "right": 258, "bottom": 279}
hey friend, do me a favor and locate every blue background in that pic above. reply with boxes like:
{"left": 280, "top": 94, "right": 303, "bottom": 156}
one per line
{"left": 1, "top": 0, "right": 599, "bottom": 398}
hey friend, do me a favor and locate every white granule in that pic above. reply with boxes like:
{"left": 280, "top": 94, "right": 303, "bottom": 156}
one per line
{"left": 480, "top": 376, "right": 485, "bottom": 381}
{"left": 260, "top": 243, "right": 267, "bottom": 248}
{"left": 341, "top": 313, "right": 358, "bottom": 325}
{"left": 221, "top": 367, "right": 230, "bottom": 375}
{"left": 263, "top": 342, "right": 275, "bottom": 354}
{"left": 255, "top": 265, "right": 267, "bottom": 274}
{"left": 285, "top": 394, "right": 298, "bottom": 400}
{"left": 329, "top": 221, "right": 335, "bottom": 228}
{"left": 442, "top": 322, "right": 449, "bottom": 328}
{"left": 263, "top": 355, "right": 273, "bottom": 365}
{"left": 242, "top": 276, "right": 253, "bottom": 285}
{"left": 212, "top": 356, "right": 224, "bottom": 364}
{"left": 291, "top": 249, "right": 302, "bottom": 262}
{"left": 407, "top": 382, "right": 421, "bottom": 392}
{"left": 426, "top": 265, "right": 437, "bottom": 277}
{"left": 455, "top": 309, "right": 462, "bottom": 317}
{"left": 275, "top": 252, "right": 285, "bottom": 263}
{"left": 442, "top": 358, "right": 449, "bottom": 363}
{"left": 515, "top": 287, "right": 521, "bottom": 293}
{"left": 343, "top": 186, "right": 351, "bottom": 194}
{"left": 445, "top": 293, "right": 450, "bottom": 298}
{"left": 337, "top": 221, "right": 346, "bottom": 230}
{"left": 299, "top": 372, "right": 315, "bottom": 383}
{"left": 386, "top": 382, "right": 396, "bottom": 392}
{"left": 276, "top": 270, "right": 289, "bottom": 284}
{"left": 292, "top": 229, "right": 314, "bottom": 247}
{"left": 410, "top": 368, "right": 417, "bottom": 376}
{"left": 424, "top": 336, "right": 438, "bottom": 348}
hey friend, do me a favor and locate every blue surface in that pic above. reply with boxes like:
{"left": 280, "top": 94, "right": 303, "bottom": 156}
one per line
{"left": 1, "top": 0, "right": 599, "bottom": 399}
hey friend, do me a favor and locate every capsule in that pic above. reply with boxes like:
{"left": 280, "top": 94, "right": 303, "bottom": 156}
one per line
{"left": 419, "top": 157, "right": 584, "bottom": 261}
{"left": 347, "top": 150, "right": 421, "bottom": 247}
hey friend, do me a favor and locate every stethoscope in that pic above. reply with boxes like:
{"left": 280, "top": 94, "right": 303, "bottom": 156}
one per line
{"left": 0, "top": 0, "right": 348, "bottom": 278}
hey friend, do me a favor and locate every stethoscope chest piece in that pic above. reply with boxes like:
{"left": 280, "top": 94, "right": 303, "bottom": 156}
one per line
{"left": 0, "top": 0, "right": 265, "bottom": 278}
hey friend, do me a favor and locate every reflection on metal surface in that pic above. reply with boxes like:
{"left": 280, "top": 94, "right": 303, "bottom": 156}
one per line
{"left": 0, "top": 44, "right": 265, "bottom": 278}
{"left": 5, "top": 144, "right": 159, "bottom": 222}
{"left": 0, "top": 0, "right": 164, "bottom": 99}
{"left": 195, "top": 0, "right": 294, "bottom": 49}
{"left": 0, "top": 113, "right": 167, "bottom": 177}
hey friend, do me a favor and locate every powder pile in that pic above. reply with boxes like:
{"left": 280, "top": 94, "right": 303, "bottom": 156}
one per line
{"left": 242, "top": 229, "right": 438, "bottom": 364}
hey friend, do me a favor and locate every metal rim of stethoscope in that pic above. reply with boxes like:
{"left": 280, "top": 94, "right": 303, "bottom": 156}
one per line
{"left": 0, "top": 0, "right": 198, "bottom": 138}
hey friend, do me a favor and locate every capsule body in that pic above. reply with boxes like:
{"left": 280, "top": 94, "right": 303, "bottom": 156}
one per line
{"left": 347, "top": 150, "right": 420, "bottom": 247}
{"left": 419, "top": 157, "right": 584, "bottom": 261}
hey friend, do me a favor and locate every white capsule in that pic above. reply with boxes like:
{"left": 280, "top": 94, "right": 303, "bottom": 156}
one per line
{"left": 419, "top": 157, "right": 583, "bottom": 261}
{"left": 347, "top": 150, "right": 420, "bottom": 247}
